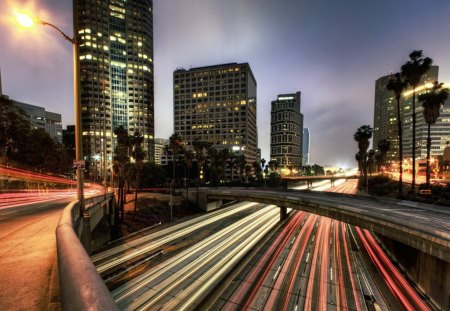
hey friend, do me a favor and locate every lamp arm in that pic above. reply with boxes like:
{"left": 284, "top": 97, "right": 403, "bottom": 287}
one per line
{"left": 40, "top": 20, "right": 75, "bottom": 44}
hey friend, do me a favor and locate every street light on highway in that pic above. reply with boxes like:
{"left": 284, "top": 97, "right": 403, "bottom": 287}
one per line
{"left": 16, "top": 10, "right": 85, "bottom": 213}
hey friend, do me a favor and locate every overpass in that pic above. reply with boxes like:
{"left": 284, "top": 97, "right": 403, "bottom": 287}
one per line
{"left": 56, "top": 188, "right": 450, "bottom": 310}
{"left": 197, "top": 188, "right": 450, "bottom": 263}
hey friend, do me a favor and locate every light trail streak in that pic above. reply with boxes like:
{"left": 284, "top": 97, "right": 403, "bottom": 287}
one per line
{"left": 123, "top": 207, "right": 280, "bottom": 310}
{"left": 304, "top": 217, "right": 326, "bottom": 311}
{"left": 236, "top": 212, "right": 307, "bottom": 310}
{"left": 0, "top": 164, "right": 76, "bottom": 185}
{"left": 276, "top": 214, "right": 318, "bottom": 311}
{"left": 342, "top": 223, "right": 362, "bottom": 311}
{"left": 93, "top": 202, "right": 260, "bottom": 274}
{"left": 334, "top": 221, "right": 348, "bottom": 310}
{"left": 113, "top": 206, "right": 278, "bottom": 306}
{"left": 356, "top": 227, "right": 431, "bottom": 311}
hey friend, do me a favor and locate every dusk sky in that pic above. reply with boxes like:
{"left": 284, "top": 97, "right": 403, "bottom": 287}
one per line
{"left": 1, "top": 0, "right": 450, "bottom": 166}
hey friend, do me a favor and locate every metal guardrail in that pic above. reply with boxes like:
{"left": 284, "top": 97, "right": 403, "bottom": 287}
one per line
{"left": 56, "top": 193, "right": 119, "bottom": 311}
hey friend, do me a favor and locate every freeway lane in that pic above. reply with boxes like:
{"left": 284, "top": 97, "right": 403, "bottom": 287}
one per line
{"left": 0, "top": 197, "right": 73, "bottom": 311}
{"left": 203, "top": 187, "right": 450, "bottom": 263}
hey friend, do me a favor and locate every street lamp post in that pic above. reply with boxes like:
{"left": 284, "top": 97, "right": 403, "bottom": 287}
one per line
{"left": 16, "top": 11, "right": 85, "bottom": 213}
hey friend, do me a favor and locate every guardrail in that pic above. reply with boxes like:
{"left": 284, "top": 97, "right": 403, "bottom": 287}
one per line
{"left": 56, "top": 193, "right": 119, "bottom": 311}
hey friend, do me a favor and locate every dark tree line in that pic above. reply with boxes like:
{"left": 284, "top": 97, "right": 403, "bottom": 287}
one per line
{"left": 0, "top": 97, "right": 72, "bottom": 173}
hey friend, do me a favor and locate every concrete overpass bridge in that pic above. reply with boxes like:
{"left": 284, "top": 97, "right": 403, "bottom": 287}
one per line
{"left": 198, "top": 188, "right": 450, "bottom": 263}
{"left": 57, "top": 188, "right": 450, "bottom": 310}
{"left": 196, "top": 187, "right": 450, "bottom": 309}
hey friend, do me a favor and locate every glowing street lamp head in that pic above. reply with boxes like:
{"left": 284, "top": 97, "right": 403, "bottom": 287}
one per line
{"left": 16, "top": 13, "right": 35, "bottom": 28}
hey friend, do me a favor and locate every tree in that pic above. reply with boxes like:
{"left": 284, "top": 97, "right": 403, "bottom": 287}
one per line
{"left": 192, "top": 139, "right": 212, "bottom": 204}
{"left": 367, "top": 149, "right": 375, "bottom": 176}
{"left": 354, "top": 125, "right": 373, "bottom": 191}
{"left": 216, "top": 148, "right": 231, "bottom": 184}
{"left": 401, "top": 50, "right": 432, "bottom": 193}
{"left": 386, "top": 72, "right": 407, "bottom": 197}
{"left": 192, "top": 139, "right": 212, "bottom": 186}
{"left": 268, "top": 160, "right": 277, "bottom": 173}
{"left": 131, "top": 131, "right": 146, "bottom": 218}
{"left": 236, "top": 154, "right": 247, "bottom": 183}
{"left": 113, "top": 126, "right": 130, "bottom": 219}
{"left": 141, "top": 162, "right": 166, "bottom": 187}
{"left": 168, "top": 133, "right": 185, "bottom": 221}
{"left": 377, "top": 139, "right": 391, "bottom": 168}
{"left": 169, "top": 133, "right": 184, "bottom": 185}
{"left": 418, "top": 81, "right": 449, "bottom": 188}
{"left": 183, "top": 149, "right": 194, "bottom": 205}
{"left": 0, "top": 98, "right": 30, "bottom": 164}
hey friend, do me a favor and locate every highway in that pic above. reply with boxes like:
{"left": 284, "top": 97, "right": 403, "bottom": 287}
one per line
{"left": 97, "top": 179, "right": 435, "bottom": 310}
{"left": 0, "top": 196, "right": 73, "bottom": 310}
{"left": 208, "top": 179, "right": 432, "bottom": 310}
{"left": 111, "top": 205, "right": 280, "bottom": 310}
{"left": 92, "top": 201, "right": 267, "bottom": 276}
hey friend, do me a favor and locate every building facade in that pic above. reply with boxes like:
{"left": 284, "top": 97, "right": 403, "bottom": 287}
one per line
{"left": 373, "top": 66, "right": 450, "bottom": 164}
{"left": 173, "top": 63, "right": 258, "bottom": 164}
{"left": 302, "top": 128, "right": 310, "bottom": 166}
{"left": 10, "top": 100, "right": 63, "bottom": 143}
{"left": 75, "top": 0, "right": 154, "bottom": 177}
{"left": 154, "top": 138, "right": 169, "bottom": 165}
{"left": 270, "top": 92, "right": 303, "bottom": 168}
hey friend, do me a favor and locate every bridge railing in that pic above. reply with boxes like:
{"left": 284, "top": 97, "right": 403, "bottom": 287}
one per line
{"left": 56, "top": 193, "right": 119, "bottom": 311}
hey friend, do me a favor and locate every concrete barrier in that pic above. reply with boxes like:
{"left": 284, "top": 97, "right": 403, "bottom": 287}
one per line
{"left": 56, "top": 196, "right": 119, "bottom": 311}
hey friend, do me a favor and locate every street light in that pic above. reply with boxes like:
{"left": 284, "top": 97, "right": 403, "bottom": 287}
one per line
{"left": 16, "top": 11, "right": 85, "bottom": 213}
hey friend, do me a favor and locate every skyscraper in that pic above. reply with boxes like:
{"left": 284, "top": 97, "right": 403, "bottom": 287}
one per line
{"left": 75, "top": 0, "right": 154, "bottom": 176}
{"left": 270, "top": 92, "right": 303, "bottom": 168}
{"left": 302, "top": 128, "right": 310, "bottom": 166}
{"left": 173, "top": 63, "right": 258, "bottom": 164}
{"left": 373, "top": 66, "right": 450, "bottom": 163}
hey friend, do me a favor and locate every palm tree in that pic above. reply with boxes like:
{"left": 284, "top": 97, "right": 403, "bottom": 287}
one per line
{"left": 168, "top": 133, "right": 184, "bottom": 221}
{"left": 217, "top": 148, "right": 231, "bottom": 184}
{"left": 367, "top": 149, "right": 375, "bottom": 177}
{"left": 113, "top": 126, "right": 130, "bottom": 219}
{"left": 183, "top": 149, "right": 194, "bottom": 206}
{"left": 236, "top": 154, "right": 247, "bottom": 183}
{"left": 386, "top": 73, "right": 407, "bottom": 197}
{"left": 169, "top": 133, "right": 184, "bottom": 184}
{"left": 418, "top": 81, "right": 449, "bottom": 188}
{"left": 377, "top": 139, "right": 391, "bottom": 168}
{"left": 401, "top": 50, "right": 432, "bottom": 193}
{"left": 131, "top": 131, "right": 146, "bottom": 218}
{"left": 354, "top": 125, "right": 373, "bottom": 191}
{"left": 192, "top": 139, "right": 212, "bottom": 204}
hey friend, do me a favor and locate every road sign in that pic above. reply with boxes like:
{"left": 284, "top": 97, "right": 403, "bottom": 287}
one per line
{"left": 73, "top": 160, "right": 85, "bottom": 169}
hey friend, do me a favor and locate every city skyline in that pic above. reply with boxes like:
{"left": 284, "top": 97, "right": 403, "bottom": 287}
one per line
{"left": 1, "top": 0, "right": 450, "bottom": 166}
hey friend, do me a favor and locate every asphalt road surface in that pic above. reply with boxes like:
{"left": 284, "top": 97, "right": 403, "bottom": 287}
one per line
{"left": 0, "top": 197, "right": 72, "bottom": 311}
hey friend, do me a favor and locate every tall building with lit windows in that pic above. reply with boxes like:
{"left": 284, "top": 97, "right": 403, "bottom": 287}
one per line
{"left": 270, "top": 92, "right": 303, "bottom": 168}
{"left": 75, "top": 0, "right": 154, "bottom": 177}
{"left": 302, "top": 128, "right": 310, "bottom": 166}
{"left": 173, "top": 63, "right": 258, "bottom": 165}
{"left": 373, "top": 66, "right": 450, "bottom": 163}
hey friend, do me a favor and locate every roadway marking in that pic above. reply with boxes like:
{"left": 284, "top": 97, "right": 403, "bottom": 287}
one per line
{"left": 0, "top": 211, "right": 17, "bottom": 216}
{"left": 398, "top": 201, "right": 418, "bottom": 208}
